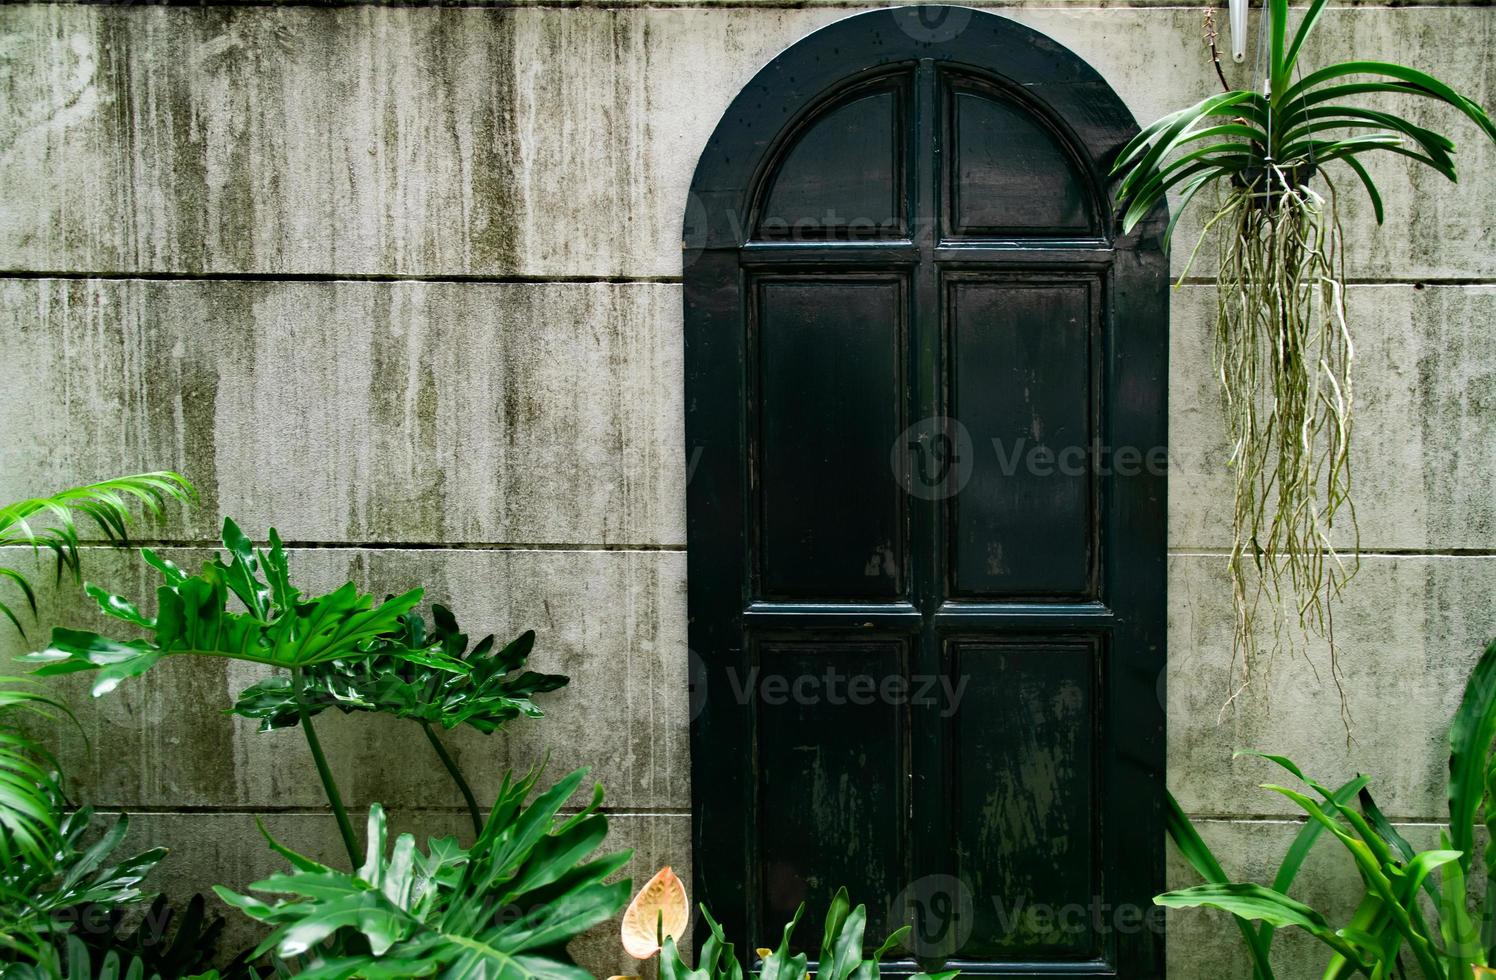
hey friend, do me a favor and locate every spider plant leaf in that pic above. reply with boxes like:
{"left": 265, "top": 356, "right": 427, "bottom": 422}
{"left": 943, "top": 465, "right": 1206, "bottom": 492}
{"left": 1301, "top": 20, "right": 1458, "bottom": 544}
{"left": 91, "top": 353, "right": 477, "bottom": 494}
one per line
{"left": 1284, "top": 62, "right": 1496, "bottom": 143}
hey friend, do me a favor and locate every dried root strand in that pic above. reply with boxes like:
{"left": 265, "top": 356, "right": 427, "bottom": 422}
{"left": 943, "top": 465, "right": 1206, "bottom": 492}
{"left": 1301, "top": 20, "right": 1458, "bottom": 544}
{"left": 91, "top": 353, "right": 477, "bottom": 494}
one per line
{"left": 1208, "top": 172, "right": 1359, "bottom": 729}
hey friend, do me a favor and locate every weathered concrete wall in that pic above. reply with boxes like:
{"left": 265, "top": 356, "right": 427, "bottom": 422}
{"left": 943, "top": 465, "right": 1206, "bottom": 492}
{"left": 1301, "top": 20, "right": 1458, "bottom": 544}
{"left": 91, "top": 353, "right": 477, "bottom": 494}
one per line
{"left": 0, "top": 2, "right": 1491, "bottom": 977}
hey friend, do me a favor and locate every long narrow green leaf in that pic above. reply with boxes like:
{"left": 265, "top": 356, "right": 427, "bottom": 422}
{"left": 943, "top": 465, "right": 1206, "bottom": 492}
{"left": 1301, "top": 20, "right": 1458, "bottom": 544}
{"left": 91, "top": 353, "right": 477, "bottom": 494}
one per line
{"left": 1255, "top": 775, "right": 1368, "bottom": 956}
{"left": 1283, "top": 0, "right": 1331, "bottom": 77}
{"left": 1264, "top": 783, "right": 1446, "bottom": 980}
{"left": 1163, "top": 172, "right": 1214, "bottom": 248}
{"left": 1449, "top": 638, "right": 1496, "bottom": 874}
{"left": 0, "top": 473, "right": 193, "bottom": 636}
{"left": 1283, "top": 62, "right": 1496, "bottom": 143}
{"left": 1339, "top": 153, "right": 1384, "bottom": 223}
{"left": 1162, "top": 791, "right": 1276, "bottom": 978}
{"left": 1122, "top": 90, "right": 1258, "bottom": 188}
{"left": 1119, "top": 123, "right": 1263, "bottom": 198}
{"left": 1268, "top": 0, "right": 1289, "bottom": 96}
{"left": 1156, "top": 883, "right": 1366, "bottom": 968}
{"left": 1122, "top": 156, "right": 1244, "bottom": 234}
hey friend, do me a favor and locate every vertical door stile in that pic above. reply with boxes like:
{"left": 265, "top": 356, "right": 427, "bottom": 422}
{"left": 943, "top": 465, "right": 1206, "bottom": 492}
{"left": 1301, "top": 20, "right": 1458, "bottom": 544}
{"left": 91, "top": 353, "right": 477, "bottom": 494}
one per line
{"left": 909, "top": 57, "right": 944, "bottom": 964}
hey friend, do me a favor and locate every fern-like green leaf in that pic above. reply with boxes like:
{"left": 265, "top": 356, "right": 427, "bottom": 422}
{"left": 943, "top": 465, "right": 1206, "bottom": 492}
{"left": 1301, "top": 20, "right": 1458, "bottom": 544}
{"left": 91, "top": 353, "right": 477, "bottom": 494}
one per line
{"left": 0, "top": 473, "right": 193, "bottom": 637}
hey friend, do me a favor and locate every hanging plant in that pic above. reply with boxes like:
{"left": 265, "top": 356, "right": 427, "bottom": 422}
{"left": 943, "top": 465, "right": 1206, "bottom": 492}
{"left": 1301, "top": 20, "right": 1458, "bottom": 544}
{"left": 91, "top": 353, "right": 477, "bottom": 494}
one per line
{"left": 1113, "top": 0, "right": 1494, "bottom": 706}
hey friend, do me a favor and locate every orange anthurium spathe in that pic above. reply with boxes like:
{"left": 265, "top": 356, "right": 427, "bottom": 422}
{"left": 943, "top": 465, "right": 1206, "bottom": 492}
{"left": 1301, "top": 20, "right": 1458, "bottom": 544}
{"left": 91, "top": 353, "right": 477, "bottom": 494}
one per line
{"left": 621, "top": 866, "right": 690, "bottom": 959}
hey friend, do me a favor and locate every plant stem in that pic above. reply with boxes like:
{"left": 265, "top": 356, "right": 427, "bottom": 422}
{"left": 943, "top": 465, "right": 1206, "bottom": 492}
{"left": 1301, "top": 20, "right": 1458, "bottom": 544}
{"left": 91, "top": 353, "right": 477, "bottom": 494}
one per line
{"left": 421, "top": 721, "right": 483, "bottom": 837}
{"left": 293, "top": 667, "right": 360, "bottom": 866}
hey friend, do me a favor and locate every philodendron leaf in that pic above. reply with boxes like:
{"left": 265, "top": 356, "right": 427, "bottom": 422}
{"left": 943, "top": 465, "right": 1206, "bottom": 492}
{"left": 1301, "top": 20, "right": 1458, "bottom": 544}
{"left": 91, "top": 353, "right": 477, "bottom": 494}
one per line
{"left": 228, "top": 606, "right": 566, "bottom": 740}
{"left": 22, "top": 518, "right": 445, "bottom": 693}
{"left": 218, "top": 767, "right": 631, "bottom": 979}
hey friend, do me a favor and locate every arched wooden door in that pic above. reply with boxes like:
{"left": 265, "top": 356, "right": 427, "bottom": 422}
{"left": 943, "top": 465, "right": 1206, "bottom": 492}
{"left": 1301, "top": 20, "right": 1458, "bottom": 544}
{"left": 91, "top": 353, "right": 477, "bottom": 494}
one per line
{"left": 683, "top": 7, "right": 1167, "bottom": 977}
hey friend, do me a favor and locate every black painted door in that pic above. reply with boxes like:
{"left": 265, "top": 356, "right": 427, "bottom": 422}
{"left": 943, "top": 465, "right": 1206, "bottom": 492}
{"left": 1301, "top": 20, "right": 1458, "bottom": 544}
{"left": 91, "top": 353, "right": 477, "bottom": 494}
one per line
{"left": 684, "top": 8, "right": 1167, "bottom": 978}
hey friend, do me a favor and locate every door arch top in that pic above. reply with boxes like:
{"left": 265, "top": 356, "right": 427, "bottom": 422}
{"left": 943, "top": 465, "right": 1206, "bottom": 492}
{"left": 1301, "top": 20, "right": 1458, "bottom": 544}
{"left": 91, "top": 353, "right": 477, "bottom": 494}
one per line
{"left": 686, "top": 4, "right": 1161, "bottom": 253}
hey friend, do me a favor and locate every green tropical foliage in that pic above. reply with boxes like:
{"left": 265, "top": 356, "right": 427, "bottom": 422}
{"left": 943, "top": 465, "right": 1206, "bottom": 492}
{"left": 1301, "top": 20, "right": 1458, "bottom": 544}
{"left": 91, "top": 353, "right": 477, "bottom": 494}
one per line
{"left": 1112, "top": 0, "right": 1494, "bottom": 242}
{"left": 230, "top": 607, "right": 564, "bottom": 737}
{"left": 0, "top": 474, "right": 194, "bottom": 638}
{"left": 0, "top": 679, "right": 71, "bottom": 869}
{"left": 1159, "top": 636, "right": 1496, "bottom": 977}
{"left": 21, "top": 518, "right": 568, "bottom": 849}
{"left": 20, "top": 517, "right": 462, "bottom": 865}
{"left": 658, "top": 888, "right": 958, "bottom": 980}
{"left": 1112, "top": 0, "right": 1495, "bottom": 701}
{"left": 69, "top": 893, "right": 227, "bottom": 980}
{"left": 231, "top": 604, "right": 567, "bottom": 838}
{"left": 217, "top": 766, "right": 630, "bottom": 980}
{"left": 1, "top": 808, "right": 166, "bottom": 968}
{"left": 2, "top": 933, "right": 223, "bottom": 980}
{"left": 22, "top": 518, "right": 441, "bottom": 696}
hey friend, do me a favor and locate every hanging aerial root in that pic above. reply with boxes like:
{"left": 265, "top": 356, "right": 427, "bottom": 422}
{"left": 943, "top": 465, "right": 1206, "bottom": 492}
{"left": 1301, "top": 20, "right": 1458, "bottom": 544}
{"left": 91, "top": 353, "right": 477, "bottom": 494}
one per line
{"left": 1197, "top": 172, "right": 1358, "bottom": 729}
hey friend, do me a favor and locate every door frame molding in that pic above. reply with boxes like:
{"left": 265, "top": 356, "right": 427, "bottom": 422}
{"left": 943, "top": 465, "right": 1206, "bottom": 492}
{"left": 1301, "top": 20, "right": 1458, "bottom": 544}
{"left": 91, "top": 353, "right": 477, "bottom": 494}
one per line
{"left": 682, "top": 7, "right": 1168, "bottom": 975}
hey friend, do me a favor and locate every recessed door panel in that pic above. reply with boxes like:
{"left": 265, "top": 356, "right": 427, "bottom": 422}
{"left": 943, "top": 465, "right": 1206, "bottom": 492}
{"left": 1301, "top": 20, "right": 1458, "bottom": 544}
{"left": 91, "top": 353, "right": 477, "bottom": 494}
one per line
{"left": 755, "top": 277, "right": 906, "bottom": 599}
{"left": 949, "top": 279, "right": 1096, "bottom": 598}
{"left": 758, "top": 640, "right": 909, "bottom": 949}
{"left": 947, "top": 86, "right": 1096, "bottom": 237}
{"left": 759, "top": 84, "right": 908, "bottom": 240}
{"left": 951, "top": 639, "right": 1099, "bottom": 960}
